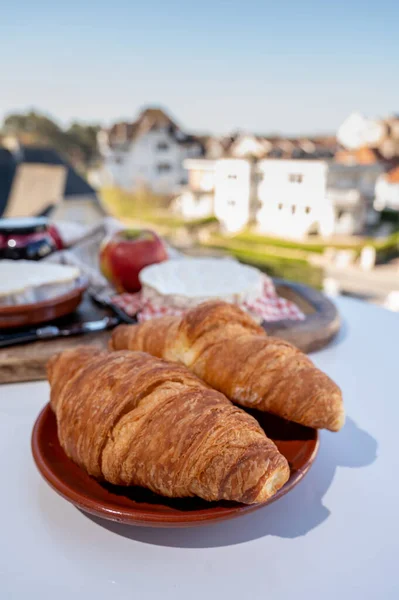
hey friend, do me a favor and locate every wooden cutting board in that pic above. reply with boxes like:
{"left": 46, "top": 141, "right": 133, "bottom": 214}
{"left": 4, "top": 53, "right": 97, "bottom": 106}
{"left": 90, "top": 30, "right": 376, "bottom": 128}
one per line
{"left": 266, "top": 279, "right": 340, "bottom": 353}
{"left": 0, "top": 281, "right": 340, "bottom": 384}
{"left": 0, "top": 297, "right": 111, "bottom": 385}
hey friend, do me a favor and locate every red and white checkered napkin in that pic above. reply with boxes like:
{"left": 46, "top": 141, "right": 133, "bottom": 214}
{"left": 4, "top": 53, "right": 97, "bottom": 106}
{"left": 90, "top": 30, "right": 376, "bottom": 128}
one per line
{"left": 111, "top": 274, "right": 305, "bottom": 323}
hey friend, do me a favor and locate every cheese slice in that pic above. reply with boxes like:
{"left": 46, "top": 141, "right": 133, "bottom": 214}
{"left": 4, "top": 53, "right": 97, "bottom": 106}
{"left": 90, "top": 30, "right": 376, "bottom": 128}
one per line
{"left": 0, "top": 260, "right": 81, "bottom": 306}
{"left": 139, "top": 258, "right": 264, "bottom": 309}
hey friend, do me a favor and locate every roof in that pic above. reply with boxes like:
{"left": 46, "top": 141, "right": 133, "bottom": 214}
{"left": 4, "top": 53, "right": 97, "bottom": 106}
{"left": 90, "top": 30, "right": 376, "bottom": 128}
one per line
{"left": 138, "top": 107, "right": 179, "bottom": 130}
{"left": 335, "top": 146, "right": 383, "bottom": 165}
{"left": 201, "top": 133, "right": 337, "bottom": 160}
{"left": 107, "top": 107, "right": 179, "bottom": 145}
{"left": 21, "top": 147, "right": 95, "bottom": 196}
{"left": 0, "top": 149, "right": 16, "bottom": 218}
{"left": 386, "top": 166, "right": 399, "bottom": 184}
{"left": 5, "top": 164, "right": 66, "bottom": 218}
{"left": 0, "top": 145, "right": 97, "bottom": 218}
{"left": 106, "top": 107, "right": 204, "bottom": 151}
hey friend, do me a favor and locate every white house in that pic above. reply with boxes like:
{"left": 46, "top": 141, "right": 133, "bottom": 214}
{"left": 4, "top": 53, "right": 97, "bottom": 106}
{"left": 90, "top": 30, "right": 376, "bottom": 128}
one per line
{"left": 99, "top": 108, "right": 204, "bottom": 195}
{"left": 213, "top": 159, "right": 253, "bottom": 233}
{"left": 326, "top": 189, "right": 367, "bottom": 235}
{"left": 327, "top": 161, "right": 384, "bottom": 198}
{"left": 177, "top": 155, "right": 386, "bottom": 238}
{"left": 327, "top": 161, "right": 384, "bottom": 233}
{"left": 256, "top": 160, "right": 335, "bottom": 238}
{"left": 173, "top": 158, "right": 216, "bottom": 219}
{"left": 374, "top": 167, "right": 399, "bottom": 212}
{"left": 256, "top": 159, "right": 382, "bottom": 238}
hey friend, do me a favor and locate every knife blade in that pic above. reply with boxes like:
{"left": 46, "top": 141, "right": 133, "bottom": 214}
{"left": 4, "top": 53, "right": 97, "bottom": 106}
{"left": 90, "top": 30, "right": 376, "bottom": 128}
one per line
{"left": 0, "top": 316, "right": 120, "bottom": 348}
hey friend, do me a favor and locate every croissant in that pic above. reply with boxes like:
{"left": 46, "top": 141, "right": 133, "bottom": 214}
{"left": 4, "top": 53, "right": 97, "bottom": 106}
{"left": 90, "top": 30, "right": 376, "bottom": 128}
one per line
{"left": 110, "top": 300, "right": 344, "bottom": 432}
{"left": 47, "top": 346, "right": 290, "bottom": 503}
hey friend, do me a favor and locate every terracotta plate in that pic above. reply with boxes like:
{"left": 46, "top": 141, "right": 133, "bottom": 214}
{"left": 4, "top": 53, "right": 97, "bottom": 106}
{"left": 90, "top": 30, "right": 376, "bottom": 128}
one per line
{"left": 32, "top": 404, "right": 319, "bottom": 528}
{"left": 0, "top": 278, "right": 88, "bottom": 329}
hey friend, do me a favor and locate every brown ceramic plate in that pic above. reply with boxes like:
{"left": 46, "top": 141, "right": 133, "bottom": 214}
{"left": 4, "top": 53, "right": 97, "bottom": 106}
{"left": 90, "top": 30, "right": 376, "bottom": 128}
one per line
{"left": 0, "top": 278, "right": 88, "bottom": 329}
{"left": 32, "top": 403, "right": 319, "bottom": 528}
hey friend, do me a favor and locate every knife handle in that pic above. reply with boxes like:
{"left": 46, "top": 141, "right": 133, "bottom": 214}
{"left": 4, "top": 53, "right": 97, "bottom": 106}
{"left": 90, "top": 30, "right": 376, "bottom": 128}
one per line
{"left": 107, "top": 302, "right": 137, "bottom": 325}
{"left": 0, "top": 331, "right": 42, "bottom": 348}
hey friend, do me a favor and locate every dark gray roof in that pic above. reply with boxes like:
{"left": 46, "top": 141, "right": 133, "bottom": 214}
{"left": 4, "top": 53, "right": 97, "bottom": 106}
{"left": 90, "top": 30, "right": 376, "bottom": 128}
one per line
{"left": 0, "top": 149, "right": 16, "bottom": 218}
{"left": 0, "top": 146, "right": 97, "bottom": 218}
{"left": 107, "top": 107, "right": 205, "bottom": 153}
{"left": 21, "top": 147, "right": 96, "bottom": 197}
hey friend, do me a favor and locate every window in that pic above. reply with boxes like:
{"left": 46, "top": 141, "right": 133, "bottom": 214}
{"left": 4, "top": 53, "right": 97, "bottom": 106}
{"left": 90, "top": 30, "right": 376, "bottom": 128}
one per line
{"left": 227, "top": 174, "right": 237, "bottom": 180}
{"left": 227, "top": 198, "right": 236, "bottom": 207}
{"left": 157, "top": 142, "right": 169, "bottom": 151}
{"left": 305, "top": 206, "right": 311, "bottom": 214}
{"left": 291, "top": 205, "right": 296, "bottom": 214}
{"left": 157, "top": 163, "right": 172, "bottom": 173}
{"left": 288, "top": 173, "right": 303, "bottom": 183}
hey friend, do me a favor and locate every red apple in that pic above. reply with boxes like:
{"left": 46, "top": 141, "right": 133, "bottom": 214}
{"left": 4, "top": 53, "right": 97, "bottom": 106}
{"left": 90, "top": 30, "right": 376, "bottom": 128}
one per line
{"left": 99, "top": 229, "right": 167, "bottom": 292}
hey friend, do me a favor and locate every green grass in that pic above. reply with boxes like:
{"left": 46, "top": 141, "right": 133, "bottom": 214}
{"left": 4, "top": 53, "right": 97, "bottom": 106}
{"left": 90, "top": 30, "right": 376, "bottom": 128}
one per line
{"left": 233, "top": 231, "right": 328, "bottom": 254}
{"left": 233, "top": 230, "right": 373, "bottom": 253}
{"left": 217, "top": 229, "right": 399, "bottom": 262}
{"left": 145, "top": 214, "right": 218, "bottom": 229}
{"left": 372, "top": 231, "right": 399, "bottom": 262}
{"left": 204, "top": 235, "right": 310, "bottom": 260}
{"left": 100, "top": 186, "right": 217, "bottom": 230}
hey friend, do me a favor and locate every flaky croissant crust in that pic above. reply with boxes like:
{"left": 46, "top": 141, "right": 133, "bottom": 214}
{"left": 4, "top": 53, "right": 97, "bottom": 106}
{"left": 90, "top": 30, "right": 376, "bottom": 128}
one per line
{"left": 110, "top": 300, "right": 344, "bottom": 431}
{"left": 48, "top": 347, "right": 290, "bottom": 504}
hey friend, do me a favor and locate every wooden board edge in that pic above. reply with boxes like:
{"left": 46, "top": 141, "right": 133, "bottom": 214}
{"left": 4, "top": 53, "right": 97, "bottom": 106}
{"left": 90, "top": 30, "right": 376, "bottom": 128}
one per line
{"left": 264, "top": 279, "right": 341, "bottom": 353}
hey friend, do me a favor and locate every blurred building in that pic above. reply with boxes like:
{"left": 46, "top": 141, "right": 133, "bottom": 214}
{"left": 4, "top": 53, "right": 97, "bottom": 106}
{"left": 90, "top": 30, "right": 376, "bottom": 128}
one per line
{"left": 337, "top": 112, "right": 386, "bottom": 150}
{"left": 213, "top": 159, "right": 255, "bottom": 232}
{"left": 173, "top": 158, "right": 216, "bottom": 219}
{"left": 174, "top": 158, "right": 256, "bottom": 231}
{"left": 256, "top": 160, "right": 334, "bottom": 238}
{"left": 327, "top": 160, "right": 384, "bottom": 234}
{"left": 227, "top": 134, "right": 272, "bottom": 159}
{"left": 177, "top": 156, "right": 385, "bottom": 237}
{"left": 374, "top": 166, "right": 399, "bottom": 212}
{"left": 337, "top": 111, "right": 399, "bottom": 159}
{"left": 0, "top": 143, "right": 103, "bottom": 225}
{"left": 199, "top": 132, "right": 337, "bottom": 161}
{"left": 99, "top": 107, "right": 204, "bottom": 195}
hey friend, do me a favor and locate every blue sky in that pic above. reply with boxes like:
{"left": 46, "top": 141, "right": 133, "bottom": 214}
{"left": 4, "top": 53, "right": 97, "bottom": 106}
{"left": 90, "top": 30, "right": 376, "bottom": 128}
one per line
{"left": 1, "top": 0, "right": 398, "bottom": 135}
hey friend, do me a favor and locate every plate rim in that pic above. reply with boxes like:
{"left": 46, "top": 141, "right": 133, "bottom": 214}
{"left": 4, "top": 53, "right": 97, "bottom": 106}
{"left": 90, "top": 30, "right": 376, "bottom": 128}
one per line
{"left": 32, "top": 403, "right": 319, "bottom": 528}
{"left": 0, "top": 276, "right": 88, "bottom": 315}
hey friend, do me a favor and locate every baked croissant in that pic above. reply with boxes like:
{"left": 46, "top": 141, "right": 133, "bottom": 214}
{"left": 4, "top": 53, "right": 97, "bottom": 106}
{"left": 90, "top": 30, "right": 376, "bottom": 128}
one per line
{"left": 47, "top": 346, "right": 290, "bottom": 503}
{"left": 110, "top": 300, "right": 344, "bottom": 432}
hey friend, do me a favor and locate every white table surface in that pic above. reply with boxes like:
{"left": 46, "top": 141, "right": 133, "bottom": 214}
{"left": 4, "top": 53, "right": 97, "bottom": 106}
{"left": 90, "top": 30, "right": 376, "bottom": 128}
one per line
{"left": 1, "top": 297, "right": 397, "bottom": 600}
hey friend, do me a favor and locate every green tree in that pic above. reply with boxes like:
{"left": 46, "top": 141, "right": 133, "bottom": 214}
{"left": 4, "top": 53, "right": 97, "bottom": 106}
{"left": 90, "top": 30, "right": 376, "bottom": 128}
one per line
{"left": 2, "top": 110, "right": 100, "bottom": 172}
{"left": 4, "top": 111, "right": 65, "bottom": 148}
{"left": 66, "top": 122, "right": 101, "bottom": 166}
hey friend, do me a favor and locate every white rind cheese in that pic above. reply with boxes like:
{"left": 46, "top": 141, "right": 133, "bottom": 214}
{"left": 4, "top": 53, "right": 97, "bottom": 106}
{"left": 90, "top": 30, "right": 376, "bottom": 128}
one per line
{"left": 0, "top": 260, "right": 81, "bottom": 306}
{"left": 139, "top": 258, "right": 263, "bottom": 309}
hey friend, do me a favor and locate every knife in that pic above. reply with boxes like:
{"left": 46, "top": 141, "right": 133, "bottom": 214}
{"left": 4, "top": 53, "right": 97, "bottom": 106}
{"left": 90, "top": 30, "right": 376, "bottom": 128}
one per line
{"left": 0, "top": 316, "right": 120, "bottom": 348}
{"left": 88, "top": 283, "right": 137, "bottom": 324}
